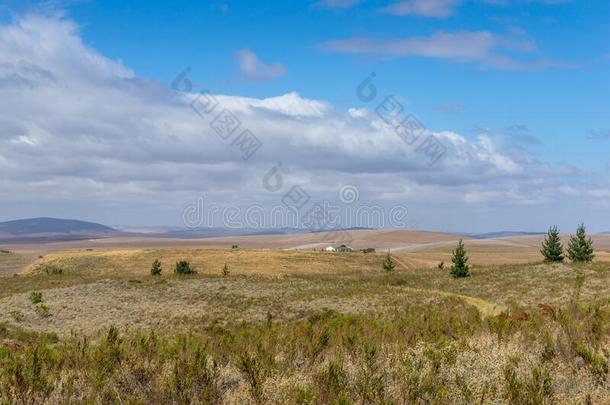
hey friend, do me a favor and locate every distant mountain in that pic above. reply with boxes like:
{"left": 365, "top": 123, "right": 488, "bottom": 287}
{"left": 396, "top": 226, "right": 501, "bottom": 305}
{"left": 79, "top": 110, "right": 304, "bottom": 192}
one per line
{"left": 0, "top": 218, "right": 551, "bottom": 244}
{"left": 0, "top": 217, "right": 120, "bottom": 241}
{"left": 466, "top": 231, "right": 545, "bottom": 239}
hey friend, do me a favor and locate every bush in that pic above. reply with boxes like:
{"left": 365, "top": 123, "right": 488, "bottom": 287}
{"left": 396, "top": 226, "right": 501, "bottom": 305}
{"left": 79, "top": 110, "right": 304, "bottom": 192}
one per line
{"left": 42, "top": 264, "right": 63, "bottom": 275}
{"left": 239, "top": 351, "right": 266, "bottom": 404}
{"left": 150, "top": 259, "right": 162, "bottom": 276}
{"left": 450, "top": 240, "right": 470, "bottom": 278}
{"left": 35, "top": 304, "right": 51, "bottom": 318}
{"left": 503, "top": 359, "right": 554, "bottom": 404}
{"left": 9, "top": 310, "right": 24, "bottom": 322}
{"left": 382, "top": 252, "right": 396, "bottom": 272}
{"left": 174, "top": 261, "right": 196, "bottom": 275}
{"left": 222, "top": 263, "right": 230, "bottom": 277}
{"left": 29, "top": 291, "right": 43, "bottom": 305}
{"left": 438, "top": 261, "right": 445, "bottom": 270}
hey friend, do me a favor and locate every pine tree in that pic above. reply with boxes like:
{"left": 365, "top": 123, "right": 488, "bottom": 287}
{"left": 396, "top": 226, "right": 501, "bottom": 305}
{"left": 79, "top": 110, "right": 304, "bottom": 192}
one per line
{"left": 150, "top": 259, "right": 162, "bottom": 276}
{"left": 540, "top": 226, "right": 564, "bottom": 262}
{"left": 382, "top": 252, "right": 396, "bottom": 272}
{"left": 567, "top": 224, "right": 595, "bottom": 263}
{"left": 450, "top": 240, "right": 470, "bottom": 278}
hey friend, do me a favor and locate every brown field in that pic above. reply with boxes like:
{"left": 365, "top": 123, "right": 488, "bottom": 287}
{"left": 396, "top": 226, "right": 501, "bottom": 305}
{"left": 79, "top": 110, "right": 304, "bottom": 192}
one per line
{"left": 0, "top": 229, "right": 467, "bottom": 255}
{"left": 399, "top": 234, "right": 610, "bottom": 267}
{"left": 0, "top": 251, "right": 39, "bottom": 276}
{"left": 0, "top": 232, "right": 609, "bottom": 404}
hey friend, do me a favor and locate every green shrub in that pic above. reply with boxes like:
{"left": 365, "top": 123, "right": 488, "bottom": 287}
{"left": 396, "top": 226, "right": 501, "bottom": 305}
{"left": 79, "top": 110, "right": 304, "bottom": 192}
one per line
{"left": 382, "top": 252, "right": 396, "bottom": 272}
{"left": 35, "top": 304, "right": 51, "bottom": 318}
{"left": 314, "top": 360, "right": 348, "bottom": 404}
{"left": 239, "top": 351, "right": 266, "bottom": 404}
{"left": 150, "top": 259, "right": 162, "bottom": 276}
{"left": 174, "top": 261, "right": 196, "bottom": 275}
{"left": 290, "top": 385, "right": 314, "bottom": 405}
{"left": 575, "top": 343, "right": 609, "bottom": 380}
{"left": 503, "top": 359, "right": 553, "bottom": 404}
{"left": 10, "top": 310, "right": 24, "bottom": 322}
{"left": 29, "top": 291, "right": 43, "bottom": 305}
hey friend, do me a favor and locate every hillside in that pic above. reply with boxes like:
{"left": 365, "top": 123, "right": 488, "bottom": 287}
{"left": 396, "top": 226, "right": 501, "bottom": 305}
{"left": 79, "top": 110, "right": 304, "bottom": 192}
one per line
{"left": 0, "top": 217, "right": 119, "bottom": 240}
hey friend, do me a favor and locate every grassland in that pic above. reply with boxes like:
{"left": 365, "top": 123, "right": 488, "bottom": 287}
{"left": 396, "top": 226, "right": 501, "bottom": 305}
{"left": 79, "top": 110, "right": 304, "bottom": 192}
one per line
{"left": 0, "top": 246, "right": 609, "bottom": 404}
{"left": 0, "top": 250, "right": 38, "bottom": 277}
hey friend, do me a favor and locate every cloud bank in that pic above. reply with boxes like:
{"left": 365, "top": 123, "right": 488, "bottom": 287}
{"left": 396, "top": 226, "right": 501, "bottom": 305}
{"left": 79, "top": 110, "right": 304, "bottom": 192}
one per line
{"left": 0, "top": 14, "right": 606, "bottom": 231}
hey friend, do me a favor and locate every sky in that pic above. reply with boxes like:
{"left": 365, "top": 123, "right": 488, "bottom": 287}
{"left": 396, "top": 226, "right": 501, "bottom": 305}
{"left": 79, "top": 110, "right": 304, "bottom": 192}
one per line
{"left": 0, "top": 0, "right": 609, "bottom": 233}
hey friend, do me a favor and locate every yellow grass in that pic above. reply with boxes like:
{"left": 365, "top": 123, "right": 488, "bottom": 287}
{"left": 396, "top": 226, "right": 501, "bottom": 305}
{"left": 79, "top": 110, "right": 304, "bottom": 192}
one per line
{"left": 24, "top": 248, "right": 385, "bottom": 277}
{"left": 0, "top": 246, "right": 609, "bottom": 404}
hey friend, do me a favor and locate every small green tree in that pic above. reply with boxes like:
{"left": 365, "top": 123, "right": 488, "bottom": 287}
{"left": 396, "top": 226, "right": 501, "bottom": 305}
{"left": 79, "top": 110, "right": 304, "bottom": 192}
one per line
{"left": 450, "top": 240, "right": 470, "bottom": 278}
{"left": 222, "top": 263, "right": 230, "bottom": 277}
{"left": 567, "top": 224, "right": 594, "bottom": 263}
{"left": 174, "top": 260, "right": 196, "bottom": 275}
{"left": 150, "top": 259, "right": 162, "bottom": 276}
{"left": 382, "top": 252, "right": 396, "bottom": 272}
{"left": 541, "top": 226, "right": 564, "bottom": 263}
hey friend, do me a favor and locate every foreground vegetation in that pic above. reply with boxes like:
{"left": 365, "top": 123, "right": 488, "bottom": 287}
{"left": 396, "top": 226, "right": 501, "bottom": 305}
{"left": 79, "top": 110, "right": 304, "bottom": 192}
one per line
{"left": 0, "top": 248, "right": 608, "bottom": 403}
{"left": 1, "top": 294, "right": 608, "bottom": 403}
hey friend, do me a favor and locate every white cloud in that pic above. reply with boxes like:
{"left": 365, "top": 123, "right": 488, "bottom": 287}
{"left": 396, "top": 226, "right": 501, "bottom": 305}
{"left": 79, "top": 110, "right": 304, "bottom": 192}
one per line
{"left": 234, "top": 49, "right": 286, "bottom": 81}
{"left": 381, "top": 0, "right": 462, "bottom": 18}
{"left": 320, "top": 31, "right": 572, "bottom": 70}
{"left": 382, "top": 0, "right": 570, "bottom": 18}
{"left": 322, "top": 31, "right": 498, "bottom": 60}
{"left": 0, "top": 14, "right": 606, "bottom": 231}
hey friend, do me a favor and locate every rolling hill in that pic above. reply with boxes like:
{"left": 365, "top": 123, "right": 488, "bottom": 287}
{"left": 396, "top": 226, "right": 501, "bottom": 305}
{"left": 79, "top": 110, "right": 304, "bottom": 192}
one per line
{"left": 0, "top": 217, "right": 120, "bottom": 241}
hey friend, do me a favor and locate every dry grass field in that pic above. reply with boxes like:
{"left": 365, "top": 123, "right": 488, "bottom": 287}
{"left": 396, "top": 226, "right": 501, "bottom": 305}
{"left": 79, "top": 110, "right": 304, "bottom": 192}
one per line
{"left": 0, "top": 238, "right": 609, "bottom": 404}
{"left": 0, "top": 229, "right": 467, "bottom": 254}
{"left": 400, "top": 234, "right": 610, "bottom": 267}
{"left": 0, "top": 251, "right": 39, "bottom": 277}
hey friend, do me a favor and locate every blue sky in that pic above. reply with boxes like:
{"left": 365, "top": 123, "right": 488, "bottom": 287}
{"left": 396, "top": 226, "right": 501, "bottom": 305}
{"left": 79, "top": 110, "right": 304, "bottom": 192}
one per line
{"left": 62, "top": 0, "right": 610, "bottom": 168}
{"left": 0, "top": 0, "right": 609, "bottom": 232}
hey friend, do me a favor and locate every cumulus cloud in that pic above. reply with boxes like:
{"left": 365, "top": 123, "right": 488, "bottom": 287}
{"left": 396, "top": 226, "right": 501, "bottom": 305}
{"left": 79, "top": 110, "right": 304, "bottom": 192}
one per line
{"left": 0, "top": 14, "right": 606, "bottom": 230}
{"left": 234, "top": 49, "right": 286, "bottom": 81}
